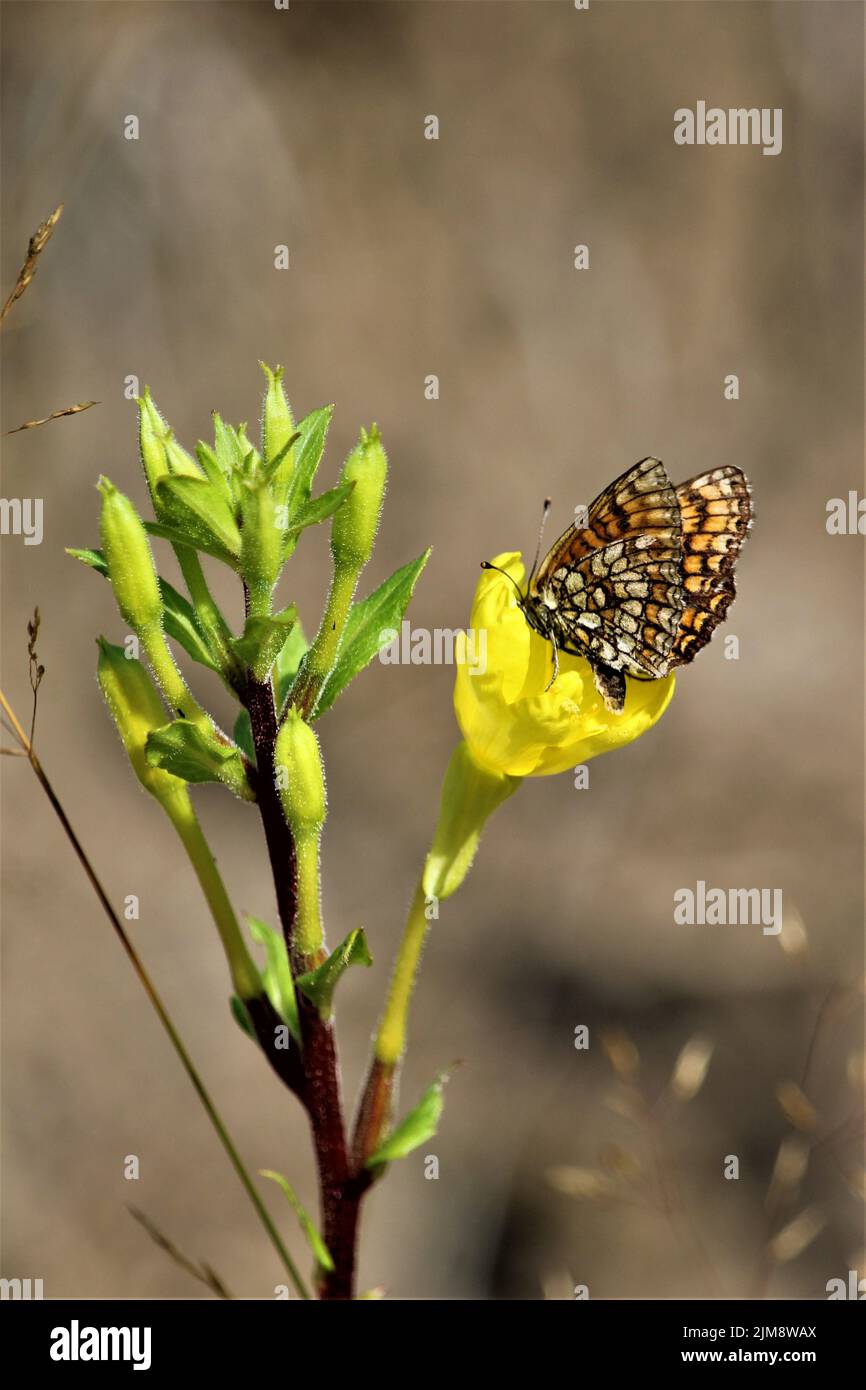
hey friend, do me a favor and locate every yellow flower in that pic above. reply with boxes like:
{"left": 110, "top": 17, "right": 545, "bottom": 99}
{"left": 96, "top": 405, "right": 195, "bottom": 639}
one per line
{"left": 454, "top": 551, "right": 675, "bottom": 777}
{"left": 379, "top": 550, "right": 677, "bottom": 1069}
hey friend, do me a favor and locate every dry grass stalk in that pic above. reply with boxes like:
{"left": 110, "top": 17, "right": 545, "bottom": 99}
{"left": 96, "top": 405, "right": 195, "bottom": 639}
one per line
{"left": 6, "top": 400, "right": 98, "bottom": 434}
{"left": 0, "top": 204, "right": 64, "bottom": 324}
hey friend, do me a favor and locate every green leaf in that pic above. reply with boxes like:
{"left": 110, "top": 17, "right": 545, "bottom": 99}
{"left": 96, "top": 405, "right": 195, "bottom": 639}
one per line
{"left": 230, "top": 994, "right": 255, "bottom": 1039}
{"left": 233, "top": 708, "right": 256, "bottom": 765}
{"left": 68, "top": 545, "right": 108, "bottom": 574}
{"left": 282, "top": 480, "right": 355, "bottom": 559}
{"left": 365, "top": 1074, "right": 448, "bottom": 1170}
{"left": 274, "top": 621, "right": 309, "bottom": 706}
{"left": 246, "top": 915, "right": 299, "bottom": 1040}
{"left": 295, "top": 929, "right": 372, "bottom": 1019}
{"left": 259, "top": 1170, "right": 334, "bottom": 1274}
{"left": 155, "top": 476, "right": 242, "bottom": 559}
{"left": 68, "top": 546, "right": 219, "bottom": 673}
{"left": 144, "top": 520, "right": 240, "bottom": 569}
{"left": 146, "top": 720, "right": 254, "bottom": 800}
{"left": 283, "top": 405, "right": 333, "bottom": 514}
{"left": 315, "top": 548, "right": 432, "bottom": 717}
{"left": 231, "top": 605, "right": 298, "bottom": 681}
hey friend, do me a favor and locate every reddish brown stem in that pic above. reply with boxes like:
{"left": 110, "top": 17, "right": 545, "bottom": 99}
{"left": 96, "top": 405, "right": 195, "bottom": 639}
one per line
{"left": 245, "top": 674, "right": 371, "bottom": 1298}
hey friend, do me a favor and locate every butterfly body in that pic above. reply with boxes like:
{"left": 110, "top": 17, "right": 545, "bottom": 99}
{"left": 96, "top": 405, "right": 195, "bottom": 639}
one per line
{"left": 517, "top": 458, "right": 752, "bottom": 713}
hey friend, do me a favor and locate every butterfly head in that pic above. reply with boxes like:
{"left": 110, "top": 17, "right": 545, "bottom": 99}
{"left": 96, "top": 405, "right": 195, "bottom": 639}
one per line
{"left": 479, "top": 560, "right": 556, "bottom": 640}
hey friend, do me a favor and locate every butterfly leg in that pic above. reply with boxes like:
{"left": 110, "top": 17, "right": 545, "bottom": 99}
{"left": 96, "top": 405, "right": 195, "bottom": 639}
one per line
{"left": 544, "top": 630, "right": 560, "bottom": 692}
{"left": 592, "top": 662, "right": 626, "bottom": 714}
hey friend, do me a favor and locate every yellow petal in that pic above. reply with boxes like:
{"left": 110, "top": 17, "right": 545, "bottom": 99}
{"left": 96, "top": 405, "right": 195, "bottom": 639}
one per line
{"left": 455, "top": 552, "right": 675, "bottom": 778}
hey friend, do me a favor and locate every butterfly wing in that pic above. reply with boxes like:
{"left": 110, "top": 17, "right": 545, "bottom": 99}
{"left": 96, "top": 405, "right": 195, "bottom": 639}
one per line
{"left": 540, "top": 536, "right": 686, "bottom": 680}
{"left": 533, "top": 456, "right": 682, "bottom": 588}
{"left": 668, "top": 466, "right": 753, "bottom": 666}
{"left": 524, "top": 458, "right": 752, "bottom": 711}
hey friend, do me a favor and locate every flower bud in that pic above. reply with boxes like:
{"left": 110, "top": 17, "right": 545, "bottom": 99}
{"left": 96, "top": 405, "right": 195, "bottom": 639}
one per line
{"left": 330, "top": 425, "right": 387, "bottom": 570}
{"left": 260, "top": 362, "right": 294, "bottom": 469}
{"left": 275, "top": 707, "right": 326, "bottom": 835}
{"left": 138, "top": 388, "right": 202, "bottom": 505}
{"left": 96, "top": 637, "right": 183, "bottom": 803}
{"left": 240, "top": 478, "right": 282, "bottom": 604}
{"left": 98, "top": 477, "right": 162, "bottom": 635}
{"left": 274, "top": 707, "right": 326, "bottom": 962}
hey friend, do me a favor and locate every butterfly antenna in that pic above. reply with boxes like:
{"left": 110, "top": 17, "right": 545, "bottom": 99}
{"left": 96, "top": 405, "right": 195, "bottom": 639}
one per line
{"left": 526, "top": 497, "right": 552, "bottom": 594}
{"left": 479, "top": 560, "right": 525, "bottom": 602}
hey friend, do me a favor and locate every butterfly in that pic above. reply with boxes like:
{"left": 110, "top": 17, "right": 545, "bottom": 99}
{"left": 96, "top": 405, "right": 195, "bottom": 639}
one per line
{"left": 484, "top": 458, "right": 753, "bottom": 713}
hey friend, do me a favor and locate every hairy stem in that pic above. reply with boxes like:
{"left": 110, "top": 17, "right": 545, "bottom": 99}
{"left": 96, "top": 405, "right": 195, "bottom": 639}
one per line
{"left": 174, "top": 545, "right": 239, "bottom": 683}
{"left": 244, "top": 672, "right": 370, "bottom": 1298}
{"left": 353, "top": 881, "right": 429, "bottom": 1162}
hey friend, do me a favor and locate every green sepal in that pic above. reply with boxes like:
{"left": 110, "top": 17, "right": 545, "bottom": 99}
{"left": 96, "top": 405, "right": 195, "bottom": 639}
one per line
{"left": 365, "top": 1073, "right": 448, "bottom": 1170}
{"left": 231, "top": 605, "right": 298, "bottom": 681}
{"left": 261, "top": 431, "right": 301, "bottom": 487}
{"left": 282, "top": 480, "right": 355, "bottom": 559}
{"left": 230, "top": 994, "right": 255, "bottom": 1039}
{"left": 212, "top": 413, "right": 246, "bottom": 477}
{"left": 260, "top": 363, "right": 295, "bottom": 469}
{"left": 259, "top": 1170, "right": 334, "bottom": 1274}
{"left": 295, "top": 929, "right": 372, "bottom": 1019}
{"left": 314, "top": 548, "right": 431, "bottom": 717}
{"left": 145, "top": 720, "right": 254, "bottom": 801}
{"left": 194, "top": 441, "right": 233, "bottom": 504}
{"left": 154, "top": 475, "right": 242, "bottom": 560}
{"left": 246, "top": 915, "right": 299, "bottom": 1040}
{"left": 282, "top": 405, "right": 334, "bottom": 514}
{"left": 240, "top": 477, "right": 283, "bottom": 594}
{"left": 68, "top": 547, "right": 220, "bottom": 674}
{"left": 236, "top": 423, "right": 261, "bottom": 473}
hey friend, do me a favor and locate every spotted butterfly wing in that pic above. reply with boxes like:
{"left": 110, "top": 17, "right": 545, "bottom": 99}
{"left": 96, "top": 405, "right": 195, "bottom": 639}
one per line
{"left": 670, "top": 466, "right": 752, "bottom": 666}
{"left": 533, "top": 457, "right": 682, "bottom": 578}
{"left": 522, "top": 458, "right": 752, "bottom": 712}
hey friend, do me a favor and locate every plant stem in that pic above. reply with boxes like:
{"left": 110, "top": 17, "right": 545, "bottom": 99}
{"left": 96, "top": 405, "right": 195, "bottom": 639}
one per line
{"left": 372, "top": 881, "right": 429, "bottom": 1067}
{"left": 353, "top": 881, "right": 429, "bottom": 1162}
{"left": 173, "top": 545, "right": 239, "bottom": 682}
{"left": 244, "top": 672, "right": 371, "bottom": 1298}
{"left": 0, "top": 685, "right": 310, "bottom": 1300}
{"left": 291, "top": 562, "right": 358, "bottom": 718}
{"left": 164, "top": 794, "right": 261, "bottom": 999}
{"left": 293, "top": 830, "right": 324, "bottom": 961}
{"left": 141, "top": 622, "right": 210, "bottom": 728}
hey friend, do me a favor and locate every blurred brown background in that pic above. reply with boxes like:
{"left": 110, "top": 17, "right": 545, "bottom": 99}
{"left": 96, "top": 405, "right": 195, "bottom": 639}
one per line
{"left": 1, "top": 1, "right": 863, "bottom": 1300}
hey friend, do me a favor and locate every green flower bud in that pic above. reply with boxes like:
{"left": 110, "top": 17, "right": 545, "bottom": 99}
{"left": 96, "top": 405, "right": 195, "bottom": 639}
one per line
{"left": 98, "top": 477, "right": 162, "bottom": 635}
{"left": 330, "top": 425, "right": 387, "bottom": 569}
{"left": 98, "top": 637, "right": 261, "bottom": 1001}
{"left": 138, "top": 388, "right": 202, "bottom": 507}
{"left": 96, "top": 637, "right": 183, "bottom": 804}
{"left": 260, "top": 362, "right": 294, "bottom": 468}
{"left": 275, "top": 708, "right": 326, "bottom": 961}
{"left": 275, "top": 707, "right": 326, "bottom": 834}
{"left": 240, "top": 478, "right": 282, "bottom": 610}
